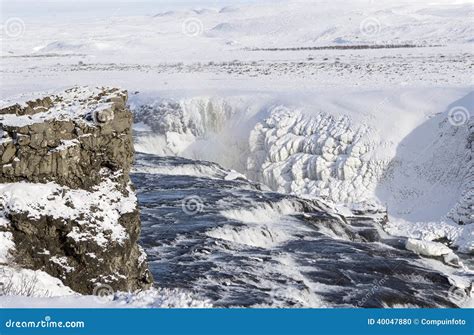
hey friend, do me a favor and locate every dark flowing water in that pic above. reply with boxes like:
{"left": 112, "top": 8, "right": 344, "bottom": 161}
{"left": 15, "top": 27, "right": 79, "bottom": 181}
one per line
{"left": 132, "top": 153, "right": 466, "bottom": 307}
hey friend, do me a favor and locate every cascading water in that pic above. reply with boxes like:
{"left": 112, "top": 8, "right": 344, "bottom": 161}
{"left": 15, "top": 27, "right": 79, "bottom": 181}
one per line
{"left": 129, "top": 91, "right": 473, "bottom": 307}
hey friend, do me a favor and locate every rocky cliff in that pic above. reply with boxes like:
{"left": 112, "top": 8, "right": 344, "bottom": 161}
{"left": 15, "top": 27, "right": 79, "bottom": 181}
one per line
{"left": 0, "top": 86, "right": 152, "bottom": 294}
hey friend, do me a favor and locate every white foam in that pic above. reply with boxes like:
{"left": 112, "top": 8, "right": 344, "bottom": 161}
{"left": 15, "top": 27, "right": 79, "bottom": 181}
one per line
{"left": 220, "top": 199, "right": 302, "bottom": 224}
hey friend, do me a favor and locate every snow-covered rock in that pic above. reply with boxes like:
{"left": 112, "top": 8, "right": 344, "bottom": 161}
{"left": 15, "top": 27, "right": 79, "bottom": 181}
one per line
{"left": 0, "top": 86, "right": 133, "bottom": 190}
{"left": 405, "top": 238, "right": 462, "bottom": 267}
{"left": 0, "top": 87, "right": 152, "bottom": 295}
{"left": 406, "top": 238, "right": 453, "bottom": 257}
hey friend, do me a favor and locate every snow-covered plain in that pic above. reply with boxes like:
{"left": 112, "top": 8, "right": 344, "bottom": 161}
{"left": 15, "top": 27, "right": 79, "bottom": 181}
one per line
{"left": 0, "top": 0, "right": 473, "bottom": 307}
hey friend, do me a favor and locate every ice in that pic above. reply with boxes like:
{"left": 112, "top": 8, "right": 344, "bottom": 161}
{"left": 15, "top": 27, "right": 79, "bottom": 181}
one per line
{"left": 385, "top": 218, "right": 473, "bottom": 254}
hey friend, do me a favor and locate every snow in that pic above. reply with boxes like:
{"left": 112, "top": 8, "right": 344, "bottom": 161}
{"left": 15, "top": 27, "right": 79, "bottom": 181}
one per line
{"left": 49, "top": 139, "right": 80, "bottom": 152}
{"left": 49, "top": 256, "right": 75, "bottom": 273}
{"left": 0, "top": 172, "right": 137, "bottom": 249}
{"left": 2, "top": 0, "right": 473, "bottom": 63}
{"left": 0, "top": 231, "right": 15, "bottom": 263}
{"left": 224, "top": 170, "right": 246, "bottom": 181}
{"left": 0, "top": 86, "right": 124, "bottom": 127}
{"left": 0, "top": 265, "right": 76, "bottom": 298}
{"left": 406, "top": 238, "right": 453, "bottom": 257}
{"left": 0, "top": 272, "right": 212, "bottom": 308}
{"left": 384, "top": 218, "right": 474, "bottom": 254}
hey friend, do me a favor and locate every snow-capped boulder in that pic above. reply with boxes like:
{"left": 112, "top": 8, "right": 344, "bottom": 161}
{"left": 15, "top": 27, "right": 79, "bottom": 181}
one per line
{"left": 405, "top": 238, "right": 462, "bottom": 267}
{"left": 0, "top": 87, "right": 153, "bottom": 294}
{"left": 406, "top": 238, "right": 453, "bottom": 257}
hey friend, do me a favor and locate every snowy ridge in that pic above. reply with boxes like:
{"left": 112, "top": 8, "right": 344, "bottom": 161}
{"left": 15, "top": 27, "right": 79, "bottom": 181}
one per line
{"left": 0, "top": 86, "right": 126, "bottom": 128}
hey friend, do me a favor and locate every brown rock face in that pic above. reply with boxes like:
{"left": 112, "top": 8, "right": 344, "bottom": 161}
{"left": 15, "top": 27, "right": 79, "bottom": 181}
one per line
{"left": 0, "top": 86, "right": 153, "bottom": 294}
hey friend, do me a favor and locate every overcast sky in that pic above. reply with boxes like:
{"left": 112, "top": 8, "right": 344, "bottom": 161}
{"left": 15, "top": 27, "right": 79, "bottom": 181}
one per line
{"left": 1, "top": 0, "right": 457, "bottom": 20}
{"left": 0, "top": 0, "right": 270, "bottom": 19}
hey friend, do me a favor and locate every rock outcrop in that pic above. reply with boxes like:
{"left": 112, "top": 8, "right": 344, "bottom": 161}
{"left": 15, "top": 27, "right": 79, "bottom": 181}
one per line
{"left": 0, "top": 86, "right": 153, "bottom": 294}
{"left": 0, "top": 87, "right": 133, "bottom": 190}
